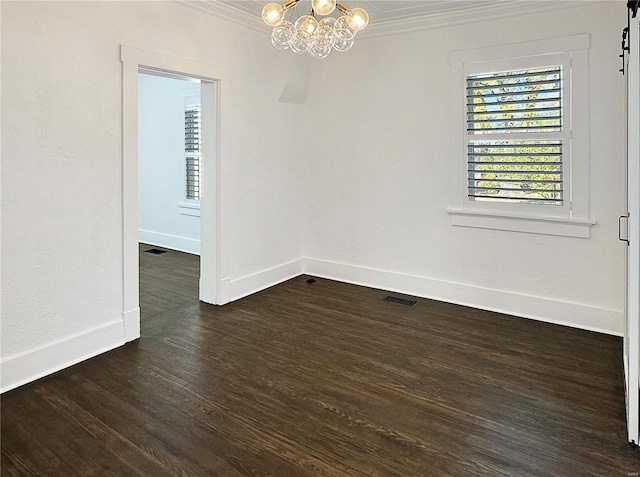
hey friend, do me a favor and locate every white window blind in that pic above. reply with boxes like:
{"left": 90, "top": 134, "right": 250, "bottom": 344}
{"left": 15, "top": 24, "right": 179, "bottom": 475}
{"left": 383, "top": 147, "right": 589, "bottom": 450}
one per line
{"left": 466, "top": 66, "right": 563, "bottom": 205}
{"left": 185, "top": 105, "right": 201, "bottom": 201}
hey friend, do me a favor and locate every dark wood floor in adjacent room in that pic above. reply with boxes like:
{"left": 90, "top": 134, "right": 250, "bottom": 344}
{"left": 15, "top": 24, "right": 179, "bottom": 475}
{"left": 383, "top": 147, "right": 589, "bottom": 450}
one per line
{"left": 2, "top": 245, "right": 640, "bottom": 476}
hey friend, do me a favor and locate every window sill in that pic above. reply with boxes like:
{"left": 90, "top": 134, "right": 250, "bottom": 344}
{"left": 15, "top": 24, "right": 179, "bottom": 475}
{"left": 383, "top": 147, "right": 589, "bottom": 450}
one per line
{"left": 178, "top": 202, "right": 201, "bottom": 217}
{"left": 447, "top": 208, "right": 595, "bottom": 238}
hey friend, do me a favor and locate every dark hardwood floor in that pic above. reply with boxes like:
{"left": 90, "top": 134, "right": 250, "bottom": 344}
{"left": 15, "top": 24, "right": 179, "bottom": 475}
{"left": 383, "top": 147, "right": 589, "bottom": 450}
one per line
{"left": 2, "top": 246, "right": 640, "bottom": 476}
{"left": 138, "top": 243, "right": 200, "bottom": 318}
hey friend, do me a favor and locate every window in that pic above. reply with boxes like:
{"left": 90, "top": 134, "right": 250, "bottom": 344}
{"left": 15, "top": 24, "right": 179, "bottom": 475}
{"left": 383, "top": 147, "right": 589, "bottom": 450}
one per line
{"left": 185, "top": 102, "right": 201, "bottom": 201}
{"left": 467, "top": 67, "right": 564, "bottom": 205}
{"left": 449, "top": 35, "right": 594, "bottom": 238}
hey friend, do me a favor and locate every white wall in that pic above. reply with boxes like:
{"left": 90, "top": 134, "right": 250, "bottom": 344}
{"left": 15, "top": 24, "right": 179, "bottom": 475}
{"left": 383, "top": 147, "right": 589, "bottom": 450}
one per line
{"left": 0, "top": 0, "right": 627, "bottom": 393}
{"left": 303, "top": 2, "right": 626, "bottom": 335}
{"left": 138, "top": 73, "right": 201, "bottom": 255}
{"left": 0, "top": 0, "right": 305, "bottom": 392}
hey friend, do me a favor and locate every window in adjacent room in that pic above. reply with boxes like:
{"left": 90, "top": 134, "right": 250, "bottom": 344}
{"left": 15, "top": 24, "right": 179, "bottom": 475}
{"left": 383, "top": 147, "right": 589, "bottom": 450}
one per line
{"left": 185, "top": 99, "right": 201, "bottom": 202}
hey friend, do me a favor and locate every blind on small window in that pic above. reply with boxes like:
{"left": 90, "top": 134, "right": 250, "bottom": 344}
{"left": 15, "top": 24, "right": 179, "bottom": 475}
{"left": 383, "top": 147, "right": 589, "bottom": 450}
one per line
{"left": 185, "top": 106, "right": 201, "bottom": 200}
{"left": 466, "top": 66, "right": 563, "bottom": 205}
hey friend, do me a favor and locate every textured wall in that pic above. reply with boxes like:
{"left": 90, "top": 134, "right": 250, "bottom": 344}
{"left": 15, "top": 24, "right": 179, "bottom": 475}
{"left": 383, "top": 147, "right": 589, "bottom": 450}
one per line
{"left": 0, "top": 0, "right": 628, "bottom": 391}
{"left": 303, "top": 2, "right": 626, "bottom": 334}
{"left": 1, "top": 1, "right": 304, "bottom": 371}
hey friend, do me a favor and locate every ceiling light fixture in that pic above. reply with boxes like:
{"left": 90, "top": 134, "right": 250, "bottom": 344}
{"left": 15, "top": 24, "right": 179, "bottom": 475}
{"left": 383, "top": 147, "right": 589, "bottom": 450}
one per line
{"left": 262, "top": 0, "right": 369, "bottom": 59}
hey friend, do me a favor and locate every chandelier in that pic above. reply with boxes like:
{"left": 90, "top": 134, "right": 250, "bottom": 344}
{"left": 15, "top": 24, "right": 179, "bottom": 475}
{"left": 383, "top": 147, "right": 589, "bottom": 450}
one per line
{"left": 261, "top": 0, "right": 369, "bottom": 59}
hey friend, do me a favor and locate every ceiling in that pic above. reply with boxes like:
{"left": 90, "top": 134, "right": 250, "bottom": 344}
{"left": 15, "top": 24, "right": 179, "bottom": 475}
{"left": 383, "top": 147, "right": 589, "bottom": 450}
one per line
{"left": 180, "top": 0, "right": 606, "bottom": 38}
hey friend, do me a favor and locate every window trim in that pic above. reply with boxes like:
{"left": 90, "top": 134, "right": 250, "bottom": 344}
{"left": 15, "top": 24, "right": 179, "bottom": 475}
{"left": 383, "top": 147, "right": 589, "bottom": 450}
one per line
{"left": 449, "top": 34, "right": 594, "bottom": 238}
{"left": 178, "top": 201, "right": 201, "bottom": 217}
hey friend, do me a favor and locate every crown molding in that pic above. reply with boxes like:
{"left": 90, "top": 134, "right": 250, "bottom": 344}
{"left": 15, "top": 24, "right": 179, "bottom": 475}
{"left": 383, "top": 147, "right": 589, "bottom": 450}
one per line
{"left": 178, "top": 0, "right": 268, "bottom": 34}
{"left": 176, "top": 0, "right": 609, "bottom": 40}
{"left": 356, "top": 1, "right": 608, "bottom": 40}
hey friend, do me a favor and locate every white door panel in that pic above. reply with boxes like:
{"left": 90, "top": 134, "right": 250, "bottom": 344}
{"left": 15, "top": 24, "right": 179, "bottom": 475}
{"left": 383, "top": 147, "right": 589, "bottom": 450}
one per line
{"left": 625, "top": 12, "right": 640, "bottom": 446}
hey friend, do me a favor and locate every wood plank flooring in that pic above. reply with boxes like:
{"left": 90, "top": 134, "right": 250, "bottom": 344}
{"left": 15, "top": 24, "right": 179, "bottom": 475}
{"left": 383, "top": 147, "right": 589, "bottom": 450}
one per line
{"left": 139, "top": 243, "right": 199, "bottom": 318}
{"left": 2, "top": 247, "right": 640, "bottom": 476}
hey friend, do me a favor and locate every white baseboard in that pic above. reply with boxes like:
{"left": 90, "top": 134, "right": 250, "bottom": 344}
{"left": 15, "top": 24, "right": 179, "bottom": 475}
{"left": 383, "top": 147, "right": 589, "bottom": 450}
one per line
{"left": 218, "top": 277, "right": 231, "bottom": 305}
{"left": 123, "top": 307, "right": 140, "bottom": 342}
{"left": 230, "top": 259, "right": 303, "bottom": 302}
{"left": 199, "top": 277, "right": 231, "bottom": 305}
{"left": 1, "top": 320, "right": 125, "bottom": 393}
{"left": 303, "top": 257, "right": 623, "bottom": 336}
{"left": 2, "top": 256, "right": 620, "bottom": 394}
{"left": 139, "top": 229, "right": 200, "bottom": 255}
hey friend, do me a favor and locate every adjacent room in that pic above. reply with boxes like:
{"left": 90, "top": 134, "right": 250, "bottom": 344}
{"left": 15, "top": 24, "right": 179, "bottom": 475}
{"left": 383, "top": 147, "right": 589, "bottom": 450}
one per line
{"left": 138, "top": 71, "right": 203, "bottom": 318}
{"left": 3, "top": 0, "right": 640, "bottom": 474}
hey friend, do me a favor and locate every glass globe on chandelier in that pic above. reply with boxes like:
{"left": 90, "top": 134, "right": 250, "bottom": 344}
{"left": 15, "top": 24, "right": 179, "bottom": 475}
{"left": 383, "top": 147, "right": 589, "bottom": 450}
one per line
{"left": 261, "top": 0, "right": 369, "bottom": 59}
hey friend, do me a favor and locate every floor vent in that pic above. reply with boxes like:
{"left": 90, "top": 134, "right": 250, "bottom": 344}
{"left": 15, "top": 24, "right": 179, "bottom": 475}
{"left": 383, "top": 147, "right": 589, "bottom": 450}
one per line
{"left": 144, "top": 248, "right": 168, "bottom": 255}
{"left": 383, "top": 296, "right": 417, "bottom": 306}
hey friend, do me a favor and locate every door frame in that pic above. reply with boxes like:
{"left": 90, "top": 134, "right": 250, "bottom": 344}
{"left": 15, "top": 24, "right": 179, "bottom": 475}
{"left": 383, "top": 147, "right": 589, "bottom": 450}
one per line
{"left": 626, "top": 14, "right": 640, "bottom": 445}
{"left": 120, "top": 46, "right": 232, "bottom": 341}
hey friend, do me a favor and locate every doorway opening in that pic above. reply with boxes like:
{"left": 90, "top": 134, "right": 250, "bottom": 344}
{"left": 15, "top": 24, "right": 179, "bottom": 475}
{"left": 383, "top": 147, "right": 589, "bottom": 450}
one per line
{"left": 120, "top": 46, "right": 230, "bottom": 343}
{"left": 138, "top": 71, "right": 203, "bottom": 321}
